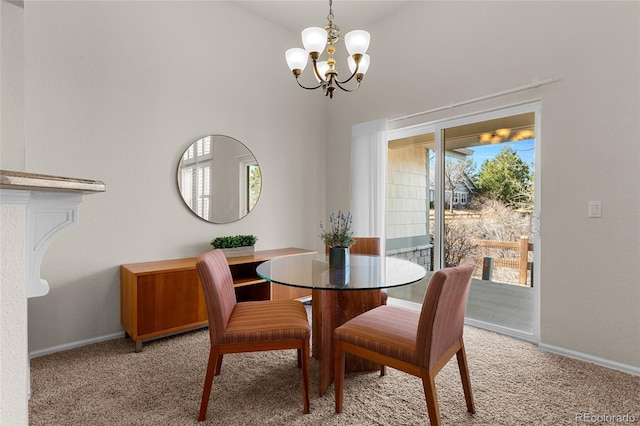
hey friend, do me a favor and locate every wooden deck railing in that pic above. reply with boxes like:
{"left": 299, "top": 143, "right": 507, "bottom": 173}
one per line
{"left": 477, "top": 236, "right": 533, "bottom": 285}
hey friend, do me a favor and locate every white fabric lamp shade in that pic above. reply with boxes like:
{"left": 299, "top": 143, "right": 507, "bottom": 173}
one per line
{"left": 285, "top": 48, "right": 308, "bottom": 72}
{"left": 302, "top": 27, "right": 327, "bottom": 55}
{"left": 344, "top": 30, "right": 370, "bottom": 55}
{"left": 348, "top": 54, "right": 370, "bottom": 75}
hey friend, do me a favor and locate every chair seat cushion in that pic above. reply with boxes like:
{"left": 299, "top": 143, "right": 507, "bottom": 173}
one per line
{"left": 224, "top": 300, "right": 311, "bottom": 344}
{"left": 334, "top": 305, "right": 418, "bottom": 364}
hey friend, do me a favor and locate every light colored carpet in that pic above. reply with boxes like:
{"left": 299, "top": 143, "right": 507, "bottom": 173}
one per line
{"left": 29, "top": 323, "right": 639, "bottom": 425}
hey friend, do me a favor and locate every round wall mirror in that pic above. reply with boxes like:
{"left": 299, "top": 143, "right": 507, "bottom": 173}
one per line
{"left": 177, "top": 135, "right": 262, "bottom": 223}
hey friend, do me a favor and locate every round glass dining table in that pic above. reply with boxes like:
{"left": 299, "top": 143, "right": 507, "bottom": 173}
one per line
{"left": 257, "top": 252, "right": 427, "bottom": 396}
{"left": 256, "top": 252, "right": 426, "bottom": 291}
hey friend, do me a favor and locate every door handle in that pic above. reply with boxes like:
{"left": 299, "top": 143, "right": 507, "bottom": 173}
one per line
{"left": 530, "top": 214, "right": 540, "bottom": 235}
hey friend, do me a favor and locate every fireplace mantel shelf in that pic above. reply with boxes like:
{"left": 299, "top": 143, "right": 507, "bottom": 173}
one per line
{"left": 0, "top": 169, "right": 106, "bottom": 193}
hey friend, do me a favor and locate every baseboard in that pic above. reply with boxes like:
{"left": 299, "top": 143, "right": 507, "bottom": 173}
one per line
{"left": 389, "top": 297, "right": 538, "bottom": 344}
{"left": 29, "top": 331, "right": 125, "bottom": 359}
{"left": 29, "top": 304, "right": 640, "bottom": 378}
{"left": 538, "top": 342, "right": 640, "bottom": 377}
{"left": 389, "top": 297, "right": 639, "bottom": 377}
{"left": 463, "top": 318, "right": 538, "bottom": 344}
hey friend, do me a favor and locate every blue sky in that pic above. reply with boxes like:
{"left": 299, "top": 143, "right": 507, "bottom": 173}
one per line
{"left": 469, "top": 139, "right": 535, "bottom": 166}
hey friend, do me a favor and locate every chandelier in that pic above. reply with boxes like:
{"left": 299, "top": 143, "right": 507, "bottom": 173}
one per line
{"left": 285, "top": 0, "right": 371, "bottom": 99}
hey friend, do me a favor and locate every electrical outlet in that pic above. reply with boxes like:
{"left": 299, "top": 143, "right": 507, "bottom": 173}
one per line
{"left": 588, "top": 201, "right": 602, "bottom": 218}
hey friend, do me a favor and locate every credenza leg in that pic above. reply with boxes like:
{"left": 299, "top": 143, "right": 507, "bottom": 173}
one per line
{"left": 135, "top": 340, "right": 142, "bottom": 353}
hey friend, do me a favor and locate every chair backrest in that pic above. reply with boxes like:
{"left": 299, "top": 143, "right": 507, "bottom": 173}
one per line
{"left": 196, "top": 249, "right": 238, "bottom": 345}
{"left": 325, "top": 237, "right": 381, "bottom": 255}
{"left": 416, "top": 258, "right": 476, "bottom": 369}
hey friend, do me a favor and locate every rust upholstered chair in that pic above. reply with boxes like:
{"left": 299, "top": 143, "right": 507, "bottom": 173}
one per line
{"left": 334, "top": 258, "right": 476, "bottom": 426}
{"left": 195, "top": 249, "right": 311, "bottom": 421}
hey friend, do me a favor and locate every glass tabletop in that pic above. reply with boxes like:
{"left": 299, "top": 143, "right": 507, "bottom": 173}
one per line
{"left": 256, "top": 252, "right": 426, "bottom": 291}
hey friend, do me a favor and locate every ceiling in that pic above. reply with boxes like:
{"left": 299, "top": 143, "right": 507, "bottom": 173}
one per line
{"left": 235, "top": 1, "right": 535, "bottom": 152}
{"left": 231, "top": 1, "right": 408, "bottom": 34}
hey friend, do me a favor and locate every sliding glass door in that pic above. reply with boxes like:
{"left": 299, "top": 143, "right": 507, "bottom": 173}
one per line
{"left": 386, "top": 102, "right": 540, "bottom": 341}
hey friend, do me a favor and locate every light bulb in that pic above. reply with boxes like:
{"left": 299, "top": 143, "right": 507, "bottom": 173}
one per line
{"left": 495, "top": 128, "right": 511, "bottom": 139}
{"left": 479, "top": 133, "right": 493, "bottom": 143}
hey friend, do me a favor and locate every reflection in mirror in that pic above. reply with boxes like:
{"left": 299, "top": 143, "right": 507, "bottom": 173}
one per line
{"left": 177, "top": 135, "right": 262, "bottom": 223}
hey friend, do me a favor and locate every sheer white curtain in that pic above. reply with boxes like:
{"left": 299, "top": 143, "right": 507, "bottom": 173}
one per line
{"left": 349, "top": 119, "right": 388, "bottom": 252}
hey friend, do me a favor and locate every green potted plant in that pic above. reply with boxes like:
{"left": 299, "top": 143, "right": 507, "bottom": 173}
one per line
{"left": 320, "top": 211, "right": 355, "bottom": 268}
{"left": 211, "top": 234, "right": 258, "bottom": 258}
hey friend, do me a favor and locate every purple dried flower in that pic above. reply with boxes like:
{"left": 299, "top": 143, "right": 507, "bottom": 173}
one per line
{"left": 319, "top": 210, "right": 355, "bottom": 248}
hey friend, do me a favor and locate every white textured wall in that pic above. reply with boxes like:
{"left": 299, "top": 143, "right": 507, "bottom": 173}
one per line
{"left": 20, "top": 1, "right": 326, "bottom": 354}
{"left": 0, "top": 3, "right": 29, "bottom": 422}
{"left": 0, "top": 0, "right": 26, "bottom": 171}
{"left": 327, "top": 1, "right": 640, "bottom": 369}
{"left": 0, "top": 203, "right": 28, "bottom": 425}
{"left": 9, "top": 0, "right": 639, "bottom": 374}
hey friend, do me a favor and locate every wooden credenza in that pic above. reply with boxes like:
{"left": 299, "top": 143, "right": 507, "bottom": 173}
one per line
{"left": 120, "top": 247, "right": 314, "bottom": 352}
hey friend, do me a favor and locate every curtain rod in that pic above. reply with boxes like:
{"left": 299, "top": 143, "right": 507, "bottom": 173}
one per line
{"left": 389, "top": 78, "right": 559, "bottom": 123}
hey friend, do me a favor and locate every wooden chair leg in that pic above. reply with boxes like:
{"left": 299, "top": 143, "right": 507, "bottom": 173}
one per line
{"left": 380, "top": 365, "right": 386, "bottom": 376}
{"left": 334, "top": 341, "right": 345, "bottom": 413}
{"left": 301, "top": 340, "right": 310, "bottom": 414}
{"left": 422, "top": 372, "right": 441, "bottom": 426}
{"left": 198, "top": 348, "right": 219, "bottom": 421}
{"left": 456, "top": 340, "right": 475, "bottom": 414}
{"left": 214, "top": 354, "right": 223, "bottom": 376}
{"left": 297, "top": 348, "right": 302, "bottom": 368}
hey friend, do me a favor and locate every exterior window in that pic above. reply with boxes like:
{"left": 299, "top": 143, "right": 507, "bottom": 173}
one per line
{"left": 453, "top": 192, "right": 467, "bottom": 205}
{"left": 180, "top": 136, "right": 213, "bottom": 220}
{"left": 248, "top": 164, "right": 261, "bottom": 211}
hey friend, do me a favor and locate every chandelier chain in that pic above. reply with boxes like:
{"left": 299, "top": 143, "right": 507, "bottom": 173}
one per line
{"left": 325, "top": 0, "right": 340, "bottom": 44}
